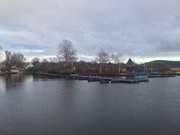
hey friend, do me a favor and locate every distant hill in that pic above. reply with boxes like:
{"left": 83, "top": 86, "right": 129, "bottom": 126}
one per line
{"left": 146, "top": 60, "right": 180, "bottom": 68}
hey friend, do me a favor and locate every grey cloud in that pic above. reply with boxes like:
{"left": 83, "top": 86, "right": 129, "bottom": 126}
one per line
{"left": 0, "top": 0, "right": 180, "bottom": 60}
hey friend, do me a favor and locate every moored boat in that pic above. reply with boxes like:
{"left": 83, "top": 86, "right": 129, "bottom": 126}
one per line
{"left": 134, "top": 72, "right": 149, "bottom": 82}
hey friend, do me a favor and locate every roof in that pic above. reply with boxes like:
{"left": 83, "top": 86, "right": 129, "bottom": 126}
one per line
{"left": 126, "top": 58, "right": 135, "bottom": 65}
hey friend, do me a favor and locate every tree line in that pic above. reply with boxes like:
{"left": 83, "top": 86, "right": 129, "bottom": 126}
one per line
{"left": 0, "top": 42, "right": 172, "bottom": 74}
{"left": 56, "top": 39, "right": 124, "bottom": 64}
{"left": 0, "top": 40, "right": 124, "bottom": 74}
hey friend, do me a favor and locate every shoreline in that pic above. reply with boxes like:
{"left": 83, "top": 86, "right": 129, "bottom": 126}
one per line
{"left": 27, "top": 72, "right": 178, "bottom": 84}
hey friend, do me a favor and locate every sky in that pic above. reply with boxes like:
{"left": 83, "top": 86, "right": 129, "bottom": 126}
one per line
{"left": 0, "top": 0, "right": 180, "bottom": 62}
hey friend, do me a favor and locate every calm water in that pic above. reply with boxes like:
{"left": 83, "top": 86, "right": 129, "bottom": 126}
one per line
{"left": 0, "top": 75, "right": 180, "bottom": 135}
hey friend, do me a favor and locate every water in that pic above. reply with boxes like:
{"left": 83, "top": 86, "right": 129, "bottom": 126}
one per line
{"left": 0, "top": 75, "right": 180, "bottom": 135}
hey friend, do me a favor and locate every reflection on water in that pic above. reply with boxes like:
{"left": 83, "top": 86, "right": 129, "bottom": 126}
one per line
{"left": 0, "top": 75, "right": 33, "bottom": 92}
{"left": 0, "top": 75, "right": 180, "bottom": 135}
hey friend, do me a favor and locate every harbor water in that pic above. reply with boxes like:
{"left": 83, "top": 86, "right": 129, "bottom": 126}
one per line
{"left": 0, "top": 75, "right": 180, "bottom": 135}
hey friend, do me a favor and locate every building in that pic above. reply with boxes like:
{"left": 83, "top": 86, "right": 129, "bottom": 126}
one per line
{"left": 126, "top": 58, "right": 137, "bottom": 73}
{"left": 11, "top": 66, "right": 20, "bottom": 74}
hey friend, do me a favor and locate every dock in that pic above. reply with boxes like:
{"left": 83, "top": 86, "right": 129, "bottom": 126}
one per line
{"left": 33, "top": 72, "right": 148, "bottom": 84}
{"left": 111, "top": 79, "right": 138, "bottom": 84}
{"left": 149, "top": 74, "right": 176, "bottom": 78}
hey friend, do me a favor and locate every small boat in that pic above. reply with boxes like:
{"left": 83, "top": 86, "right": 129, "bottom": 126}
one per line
{"left": 133, "top": 72, "right": 149, "bottom": 82}
{"left": 111, "top": 79, "right": 138, "bottom": 84}
{"left": 99, "top": 78, "right": 111, "bottom": 84}
{"left": 88, "top": 77, "right": 101, "bottom": 82}
{"left": 100, "top": 80, "right": 110, "bottom": 84}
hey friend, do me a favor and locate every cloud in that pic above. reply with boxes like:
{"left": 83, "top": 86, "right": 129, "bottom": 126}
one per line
{"left": 0, "top": 0, "right": 180, "bottom": 61}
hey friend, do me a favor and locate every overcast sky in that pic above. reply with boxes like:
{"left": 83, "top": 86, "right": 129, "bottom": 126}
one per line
{"left": 0, "top": 0, "right": 180, "bottom": 62}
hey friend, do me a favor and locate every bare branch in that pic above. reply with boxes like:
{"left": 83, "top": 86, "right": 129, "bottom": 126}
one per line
{"left": 57, "top": 39, "right": 77, "bottom": 63}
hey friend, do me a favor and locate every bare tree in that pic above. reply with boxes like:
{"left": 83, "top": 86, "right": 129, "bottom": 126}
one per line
{"left": 11, "top": 52, "right": 25, "bottom": 68}
{"left": 111, "top": 53, "right": 123, "bottom": 64}
{"left": 42, "top": 58, "right": 48, "bottom": 63}
{"left": 96, "top": 49, "right": 110, "bottom": 74}
{"left": 4, "top": 51, "right": 25, "bottom": 72}
{"left": 31, "top": 57, "right": 40, "bottom": 66}
{"left": 48, "top": 57, "right": 58, "bottom": 63}
{"left": 4, "top": 51, "right": 12, "bottom": 72}
{"left": 58, "top": 40, "right": 77, "bottom": 63}
{"left": 96, "top": 49, "right": 109, "bottom": 64}
{"left": 111, "top": 53, "right": 124, "bottom": 73}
